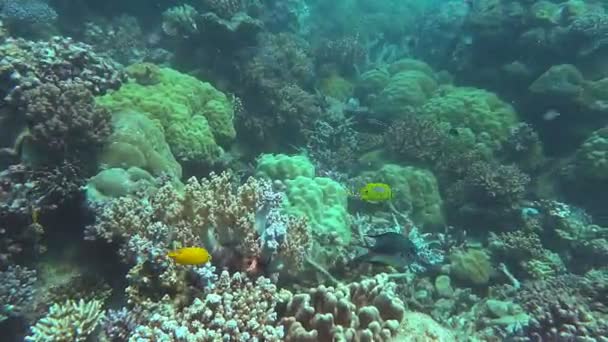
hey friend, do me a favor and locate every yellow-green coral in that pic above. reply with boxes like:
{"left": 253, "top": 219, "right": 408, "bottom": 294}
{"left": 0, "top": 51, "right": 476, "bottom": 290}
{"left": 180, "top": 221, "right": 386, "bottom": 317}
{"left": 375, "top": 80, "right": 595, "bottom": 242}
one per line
{"left": 359, "top": 164, "right": 444, "bottom": 230}
{"left": 97, "top": 67, "right": 235, "bottom": 164}
{"left": 255, "top": 153, "right": 315, "bottom": 181}
{"left": 450, "top": 249, "right": 493, "bottom": 286}
{"left": 420, "top": 86, "right": 518, "bottom": 152}
{"left": 26, "top": 299, "right": 105, "bottom": 342}
{"left": 318, "top": 73, "right": 354, "bottom": 101}
{"left": 284, "top": 176, "right": 350, "bottom": 243}
{"left": 373, "top": 70, "right": 438, "bottom": 118}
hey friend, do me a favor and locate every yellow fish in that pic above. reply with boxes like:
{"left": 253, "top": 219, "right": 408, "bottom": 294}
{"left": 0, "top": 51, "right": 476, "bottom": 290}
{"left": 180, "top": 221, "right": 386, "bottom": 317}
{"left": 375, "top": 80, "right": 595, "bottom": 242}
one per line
{"left": 359, "top": 183, "right": 392, "bottom": 202}
{"left": 167, "top": 247, "right": 212, "bottom": 265}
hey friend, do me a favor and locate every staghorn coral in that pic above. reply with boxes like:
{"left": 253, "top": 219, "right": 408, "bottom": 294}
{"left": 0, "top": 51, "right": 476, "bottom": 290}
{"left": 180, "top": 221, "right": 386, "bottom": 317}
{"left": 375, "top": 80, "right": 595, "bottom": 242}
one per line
{"left": 23, "top": 82, "right": 112, "bottom": 157}
{"left": 26, "top": 299, "right": 105, "bottom": 342}
{"left": 279, "top": 273, "right": 405, "bottom": 341}
{"left": 0, "top": 265, "right": 36, "bottom": 322}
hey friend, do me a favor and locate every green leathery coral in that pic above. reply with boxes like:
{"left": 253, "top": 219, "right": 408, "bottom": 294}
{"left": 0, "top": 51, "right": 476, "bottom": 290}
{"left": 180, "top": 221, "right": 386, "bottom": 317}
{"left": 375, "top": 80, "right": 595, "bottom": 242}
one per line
{"left": 26, "top": 299, "right": 105, "bottom": 342}
{"left": 255, "top": 153, "right": 315, "bottom": 181}
{"left": 283, "top": 176, "right": 351, "bottom": 243}
{"left": 96, "top": 67, "right": 235, "bottom": 164}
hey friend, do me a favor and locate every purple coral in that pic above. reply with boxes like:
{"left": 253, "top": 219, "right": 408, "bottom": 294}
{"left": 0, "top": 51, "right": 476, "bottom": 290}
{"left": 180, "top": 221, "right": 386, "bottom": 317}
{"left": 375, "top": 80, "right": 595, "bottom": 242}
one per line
{"left": 22, "top": 82, "right": 112, "bottom": 156}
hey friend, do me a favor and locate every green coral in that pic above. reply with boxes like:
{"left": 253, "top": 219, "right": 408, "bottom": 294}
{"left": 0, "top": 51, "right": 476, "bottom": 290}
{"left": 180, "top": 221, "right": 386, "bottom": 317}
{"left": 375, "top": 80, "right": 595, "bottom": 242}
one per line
{"left": 318, "top": 73, "right": 354, "bottom": 101}
{"left": 355, "top": 67, "right": 390, "bottom": 104}
{"left": 97, "top": 67, "right": 235, "bottom": 164}
{"left": 574, "top": 126, "right": 608, "bottom": 181}
{"left": 283, "top": 176, "right": 350, "bottom": 243}
{"left": 100, "top": 111, "right": 182, "bottom": 178}
{"left": 373, "top": 70, "right": 438, "bottom": 119}
{"left": 255, "top": 153, "right": 315, "bottom": 181}
{"left": 26, "top": 299, "right": 105, "bottom": 342}
{"left": 388, "top": 58, "right": 436, "bottom": 77}
{"left": 449, "top": 248, "right": 493, "bottom": 286}
{"left": 420, "top": 86, "right": 518, "bottom": 151}
{"left": 359, "top": 164, "right": 444, "bottom": 230}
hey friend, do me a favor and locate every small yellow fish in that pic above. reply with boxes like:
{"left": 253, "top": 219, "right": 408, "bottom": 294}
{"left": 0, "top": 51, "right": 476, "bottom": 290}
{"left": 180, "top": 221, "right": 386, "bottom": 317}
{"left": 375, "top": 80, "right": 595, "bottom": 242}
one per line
{"left": 359, "top": 183, "right": 392, "bottom": 202}
{"left": 167, "top": 247, "right": 212, "bottom": 265}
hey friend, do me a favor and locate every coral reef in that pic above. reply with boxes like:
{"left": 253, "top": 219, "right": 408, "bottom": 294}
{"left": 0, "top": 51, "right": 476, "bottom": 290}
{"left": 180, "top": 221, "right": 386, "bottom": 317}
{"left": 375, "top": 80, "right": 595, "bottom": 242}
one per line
{"left": 0, "top": 265, "right": 36, "bottom": 322}
{"left": 279, "top": 273, "right": 405, "bottom": 341}
{"left": 26, "top": 299, "right": 105, "bottom": 342}
{"left": 22, "top": 82, "right": 112, "bottom": 158}
{"left": 0, "top": 36, "right": 124, "bottom": 106}
{"left": 97, "top": 67, "right": 235, "bottom": 165}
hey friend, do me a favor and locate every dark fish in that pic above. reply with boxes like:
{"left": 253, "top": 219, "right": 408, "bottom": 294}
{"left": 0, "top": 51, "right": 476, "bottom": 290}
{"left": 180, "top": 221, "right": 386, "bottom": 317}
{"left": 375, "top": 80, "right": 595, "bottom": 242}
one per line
{"left": 353, "top": 232, "right": 417, "bottom": 269}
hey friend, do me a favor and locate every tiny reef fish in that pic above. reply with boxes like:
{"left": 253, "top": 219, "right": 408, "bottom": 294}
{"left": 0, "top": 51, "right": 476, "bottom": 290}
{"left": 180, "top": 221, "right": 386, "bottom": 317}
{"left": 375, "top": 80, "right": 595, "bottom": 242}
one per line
{"left": 167, "top": 247, "right": 212, "bottom": 265}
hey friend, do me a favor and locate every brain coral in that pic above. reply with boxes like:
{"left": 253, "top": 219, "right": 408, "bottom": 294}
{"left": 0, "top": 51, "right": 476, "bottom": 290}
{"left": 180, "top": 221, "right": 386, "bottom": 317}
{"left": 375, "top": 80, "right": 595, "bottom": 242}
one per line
{"left": 97, "top": 67, "right": 235, "bottom": 164}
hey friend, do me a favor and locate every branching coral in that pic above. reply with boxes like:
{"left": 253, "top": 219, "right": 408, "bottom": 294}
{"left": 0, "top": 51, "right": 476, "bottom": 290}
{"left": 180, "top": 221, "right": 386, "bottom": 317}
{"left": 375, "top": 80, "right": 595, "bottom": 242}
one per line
{"left": 22, "top": 82, "right": 112, "bottom": 157}
{"left": 0, "top": 265, "right": 36, "bottom": 322}
{"left": 202, "top": 0, "right": 244, "bottom": 19}
{"left": 279, "top": 273, "right": 405, "bottom": 341}
{"left": 114, "top": 271, "right": 287, "bottom": 341}
{"left": 25, "top": 299, "right": 105, "bottom": 342}
{"left": 0, "top": 36, "right": 124, "bottom": 106}
{"left": 0, "top": 162, "right": 84, "bottom": 266}
{"left": 162, "top": 4, "right": 199, "bottom": 37}
{"left": 86, "top": 172, "right": 312, "bottom": 304}
{"left": 452, "top": 162, "right": 530, "bottom": 207}
{"left": 514, "top": 275, "right": 608, "bottom": 340}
